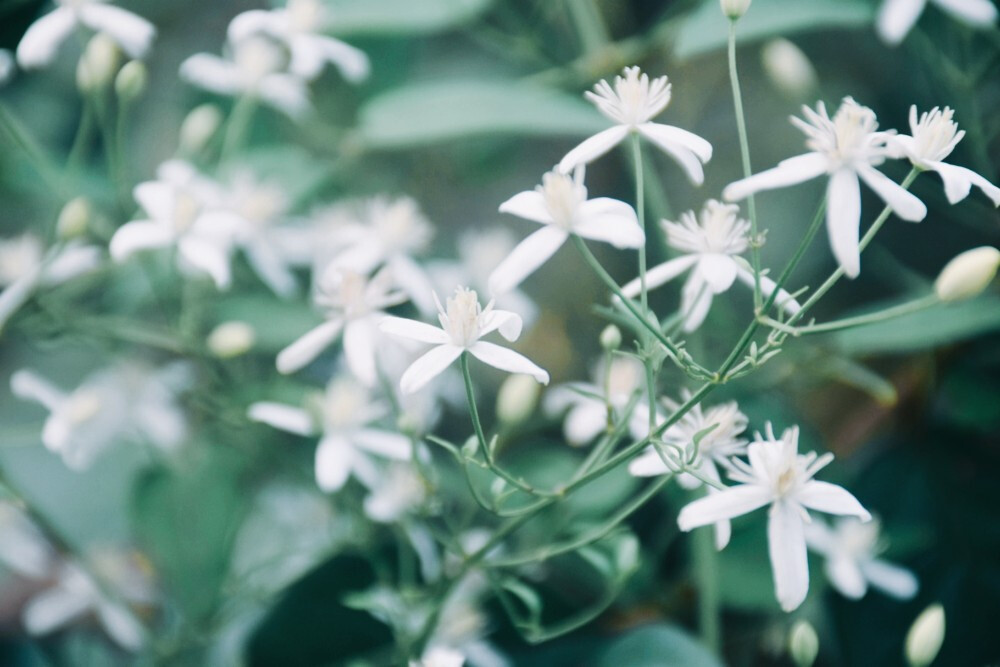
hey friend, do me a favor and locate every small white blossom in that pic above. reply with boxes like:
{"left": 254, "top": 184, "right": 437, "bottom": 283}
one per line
{"left": 724, "top": 97, "right": 927, "bottom": 278}
{"left": 381, "top": 287, "right": 549, "bottom": 394}
{"left": 489, "top": 169, "right": 643, "bottom": 295}
{"left": 16, "top": 0, "right": 155, "bottom": 70}
{"left": 543, "top": 356, "right": 645, "bottom": 446}
{"left": 248, "top": 378, "right": 412, "bottom": 492}
{"left": 805, "top": 517, "right": 918, "bottom": 600}
{"left": 622, "top": 200, "right": 801, "bottom": 331}
{"left": 877, "top": 0, "right": 997, "bottom": 45}
{"left": 559, "top": 67, "right": 713, "bottom": 184}
{"left": 363, "top": 463, "right": 427, "bottom": 523}
{"left": 0, "top": 502, "right": 55, "bottom": 579}
{"left": 410, "top": 646, "right": 466, "bottom": 667}
{"left": 677, "top": 423, "right": 871, "bottom": 611}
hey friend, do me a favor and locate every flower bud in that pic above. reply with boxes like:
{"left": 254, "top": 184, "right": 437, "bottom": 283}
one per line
{"left": 179, "top": 104, "right": 223, "bottom": 154}
{"left": 207, "top": 321, "right": 256, "bottom": 358}
{"left": 720, "top": 0, "right": 751, "bottom": 19}
{"left": 600, "top": 324, "right": 622, "bottom": 351}
{"left": 788, "top": 620, "right": 819, "bottom": 667}
{"left": 115, "top": 60, "right": 147, "bottom": 102}
{"left": 934, "top": 246, "right": 1000, "bottom": 302}
{"left": 761, "top": 39, "right": 817, "bottom": 99}
{"left": 57, "top": 197, "right": 92, "bottom": 240}
{"left": 76, "top": 34, "right": 121, "bottom": 93}
{"left": 496, "top": 373, "right": 540, "bottom": 424}
{"left": 905, "top": 603, "right": 945, "bottom": 667}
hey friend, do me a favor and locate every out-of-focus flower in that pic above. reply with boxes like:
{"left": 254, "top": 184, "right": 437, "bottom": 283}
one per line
{"left": 788, "top": 620, "right": 819, "bottom": 667}
{"left": 76, "top": 33, "right": 120, "bottom": 92}
{"left": 249, "top": 378, "right": 412, "bottom": 492}
{"left": 115, "top": 59, "right": 147, "bottom": 101}
{"left": 410, "top": 646, "right": 466, "bottom": 667}
{"left": 905, "top": 603, "right": 945, "bottom": 667}
{"left": 677, "top": 423, "right": 872, "bottom": 611}
{"left": 934, "top": 246, "right": 1000, "bottom": 301}
{"left": 495, "top": 373, "right": 541, "bottom": 424}
{"left": 721, "top": 0, "right": 752, "bottom": 19}
{"left": 56, "top": 197, "right": 92, "bottom": 240}
{"left": 179, "top": 104, "right": 224, "bottom": 154}
{"left": 805, "top": 517, "right": 918, "bottom": 600}
{"left": 877, "top": 0, "right": 997, "bottom": 45}
{"left": 16, "top": 0, "right": 155, "bottom": 70}
{"left": 363, "top": 463, "right": 427, "bottom": 523}
{"left": 489, "top": 169, "right": 643, "bottom": 295}
{"left": 277, "top": 266, "right": 407, "bottom": 382}
{"left": 0, "top": 502, "right": 55, "bottom": 579}
{"left": 889, "top": 106, "right": 1000, "bottom": 207}
{"left": 421, "top": 568, "right": 510, "bottom": 667}
{"left": 622, "top": 200, "right": 801, "bottom": 332}
{"left": 724, "top": 97, "right": 926, "bottom": 278}
{"left": 558, "top": 67, "right": 713, "bottom": 184}
{"left": 207, "top": 321, "right": 256, "bottom": 358}
{"left": 381, "top": 287, "right": 548, "bottom": 394}
{"left": 228, "top": 0, "right": 369, "bottom": 82}
{"left": 761, "top": 39, "right": 817, "bottom": 99}
{"left": 180, "top": 35, "right": 309, "bottom": 118}
{"left": 544, "top": 356, "right": 644, "bottom": 446}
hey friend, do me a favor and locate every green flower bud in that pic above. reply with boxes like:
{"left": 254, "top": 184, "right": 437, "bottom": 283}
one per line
{"left": 207, "top": 321, "right": 256, "bottom": 358}
{"left": 76, "top": 34, "right": 121, "bottom": 93}
{"left": 788, "top": 620, "right": 819, "bottom": 667}
{"left": 496, "top": 373, "right": 540, "bottom": 424}
{"left": 179, "top": 104, "right": 223, "bottom": 154}
{"left": 115, "top": 60, "right": 148, "bottom": 101}
{"left": 57, "top": 197, "right": 92, "bottom": 240}
{"left": 600, "top": 324, "right": 622, "bottom": 351}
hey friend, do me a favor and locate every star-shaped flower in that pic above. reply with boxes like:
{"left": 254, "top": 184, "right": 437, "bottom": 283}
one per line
{"left": 543, "top": 356, "right": 645, "bottom": 446}
{"left": 558, "top": 66, "right": 713, "bottom": 184}
{"left": 724, "top": 97, "right": 927, "bottom": 278}
{"left": 877, "top": 0, "right": 997, "bottom": 45}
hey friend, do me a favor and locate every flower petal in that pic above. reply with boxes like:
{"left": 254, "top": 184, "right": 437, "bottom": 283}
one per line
{"left": 315, "top": 435, "right": 353, "bottom": 492}
{"left": 564, "top": 403, "right": 606, "bottom": 445}
{"left": 857, "top": 164, "right": 926, "bottom": 222}
{"left": 734, "top": 260, "right": 802, "bottom": 316}
{"left": 389, "top": 254, "right": 435, "bottom": 315}
{"left": 178, "top": 236, "right": 232, "bottom": 289}
{"left": 798, "top": 481, "right": 872, "bottom": 520}
{"left": 10, "top": 369, "right": 65, "bottom": 411}
{"left": 353, "top": 428, "right": 412, "bottom": 460}
{"left": 876, "top": 0, "right": 928, "bottom": 44}
{"left": 380, "top": 316, "right": 449, "bottom": 344}
{"left": 109, "top": 221, "right": 174, "bottom": 262}
{"left": 226, "top": 10, "right": 274, "bottom": 43}
{"left": 574, "top": 198, "right": 644, "bottom": 248}
{"left": 637, "top": 125, "right": 705, "bottom": 184}
{"left": 715, "top": 517, "right": 732, "bottom": 551}
{"left": 768, "top": 501, "right": 810, "bottom": 611}
{"left": 929, "top": 161, "right": 1000, "bottom": 206}
{"left": 258, "top": 73, "right": 310, "bottom": 117}
{"left": 677, "top": 484, "right": 771, "bottom": 530}
{"left": 78, "top": 4, "right": 156, "bottom": 59}
{"left": 22, "top": 585, "right": 91, "bottom": 635}
{"left": 697, "top": 254, "right": 738, "bottom": 293}
{"left": 479, "top": 309, "right": 523, "bottom": 341}
{"left": 639, "top": 122, "right": 713, "bottom": 162}
{"left": 96, "top": 602, "right": 145, "bottom": 651}
{"left": 400, "top": 344, "right": 462, "bottom": 394}
{"left": 557, "top": 125, "right": 630, "bottom": 174}
{"left": 468, "top": 341, "right": 549, "bottom": 384}
{"left": 826, "top": 168, "right": 862, "bottom": 279}
{"left": 826, "top": 555, "right": 868, "bottom": 599}
{"left": 293, "top": 35, "right": 370, "bottom": 82}
{"left": 0, "top": 271, "right": 42, "bottom": 332}
{"left": 179, "top": 54, "right": 242, "bottom": 96}
{"left": 934, "top": 0, "right": 998, "bottom": 25}
{"left": 487, "top": 226, "right": 568, "bottom": 295}
{"left": 861, "top": 559, "right": 919, "bottom": 599}
{"left": 41, "top": 245, "right": 102, "bottom": 286}
{"left": 343, "top": 318, "right": 378, "bottom": 386}
{"left": 244, "top": 241, "right": 297, "bottom": 297}
{"left": 723, "top": 152, "right": 828, "bottom": 202}
{"left": 247, "top": 402, "right": 317, "bottom": 436}
{"left": 276, "top": 319, "right": 344, "bottom": 374}
{"left": 15, "top": 8, "right": 76, "bottom": 69}
{"left": 628, "top": 447, "right": 671, "bottom": 477}
{"left": 498, "top": 190, "right": 553, "bottom": 225}
{"left": 621, "top": 254, "right": 698, "bottom": 298}
{"left": 681, "top": 272, "right": 714, "bottom": 333}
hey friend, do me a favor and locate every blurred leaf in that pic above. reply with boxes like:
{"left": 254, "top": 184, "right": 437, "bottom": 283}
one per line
{"left": 595, "top": 624, "right": 723, "bottom": 667}
{"left": 357, "top": 80, "right": 609, "bottom": 149}
{"left": 213, "top": 295, "right": 323, "bottom": 354}
{"left": 674, "top": 0, "right": 874, "bottom": 59}
{"left": 325, "top": 0, "right": 493, "bottom": 35}
{"left": 716, "top": 516, "right": 779, "bottom": 612}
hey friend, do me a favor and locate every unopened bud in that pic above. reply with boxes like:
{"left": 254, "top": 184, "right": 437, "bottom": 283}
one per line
{"left": 115, "top": 60, "right": 147, "bottom": 101}
{"left": 934, "top": 246, "right": 1000, "bottom": 302}
{"left": 788, "top": 620, "right": 819, "bottom": 667}
{"left": 720, "top": 0, "right": 751, "bottom": 19}
{"left": 905, "top": 603, "right": 945, "bottom": 667}
{"left": 179, "top": 104, "right": 223, "bottom": 154}
{"left": 76, "top": 34, "right": 121, "bottom": 93}
{"left": 57, "top": 197, "right": 92, "bottom": 239}
{"left": 207, "top": 321, "right": 255, "bottom": 358}
{"left": 496, "top": 373, "right": 540, "bottom": 424}
{"left": 762, "top": 39, "right": 817, "bottom": 99}
{"left": 600, "top": 324, "right": 622, "bottom": 351}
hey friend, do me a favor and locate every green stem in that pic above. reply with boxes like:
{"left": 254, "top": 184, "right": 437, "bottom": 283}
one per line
{"left": 632, "top": 133, "right": 649, "bottom": 314}
{"left": 67, "top": 102, "right": 96, "bottom": 171}
{"left": 693, "top": 513, "right": 721, "bottom": 655}
{"left": 565, "top": 0, "right": 608, "bottom": 55}
{"left": 767, "top": 293, "right": 939, "bottom": 336}
{"left": 460, "top": 352, "right": 489, "bottom": 458}
{"left": 219, "top": 95, "right": 257, "bottom": 164}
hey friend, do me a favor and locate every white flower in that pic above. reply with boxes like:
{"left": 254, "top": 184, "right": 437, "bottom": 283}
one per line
{"left": 889, "top": 106, "right": 1000, "bottom": 207}
{"left": 543, "top": 356, "right": 645, "bottom": 446}
{"left": 877, "top": 0, "right": 997, "bottom": 45}
{"left": 110, "top": 161, "right": 241, "bottom": 289}
{"left": 558, "top": 66, "right": 713, "bottom": 184}
{"left": 16, "top": 0, "right": 155, "bottom": 70}
{"left": 180, "top": 35, "right": 309, "bottom": 118}
{"left": 380, "top": 287, "right": 548, "bottom": 394}
{"left": 411, "top": 646, "right": 466, "bottom": 667}
{"left": 724, "top": 97, "right": 927, "bottom": 278}
{"left": 228, "top": 0, "right": 369, "bottom": 82}
{"left": 363, "top": 463, "right": 427, "bottom": 523}
{"left": 0, "top": 502, "right": 55, "bottom": 579}
{"left": 805, "top": 517, "right": 918, "bottom": 600}
{"left": 277, "top": 266, "right": 407, "bottom": 382}
{"left": 621, "top": 200, "right": 802, "bottom": 331}
{"left": 248, "top": 378, "right": 412, "bottom": 492}
{"left": 488, "top": 169, "right": 643, "bottom": 295}
{"left": 677, "top": 423, "right": 872, "bottom": 611}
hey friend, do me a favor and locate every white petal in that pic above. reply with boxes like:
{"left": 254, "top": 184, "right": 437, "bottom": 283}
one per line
{"left": 315, "top": 436, "right": 353, "bottom": 492}
{"left": 826, "top": 556, "right": 868, "bottom": 599}
{"left": 637, "top": 125, "right": 705, "bottom": 184}
{"left": 389, "top": 254, "right": 435, "bottom": 315}
{"left": 723, "top": 152, "right": 828, "bottom": 202}
{"left": 0, "top": 271, "right": 42, "bottom": 332}
{"left": 15, "top": 8, "right": 76, "bottom": 69}
{"left": 681, "top": 272, "right": 714, "bottom": 333}
{"left": 487, "top": 226, "right": 568, "bottom": 295}
{"left": 178, "top": 236, "right": 232, "bottom": 289}
{"left": 715, "top": 517, "right": 732, "bottom": 551}
{"left": 22, "top": 588, "right": 90, "bottom": 635}
{"left": 861, "top": 558, "right": 919, "bottom": 599}
{"left": 677, "top": 485, "right": 771, "bottom": 530}
{"left": 468, "top": 341, "right": 549, "bottom": 384}
{"left": 697, "top": 254, "right": 738, "bottom": 293}
{"left": 826, "top": 168, "right": 862, "bottom": 279}
{"left": 133, "top": 181, "right": 174, "bottom": 221}
{"left": 10, "top": 370, "right": 65, "bottom": 411}
{"left": 797, "top": 481, "right": 872, "bottom": 520}
{"left": 109, "top": 221, "right": 174, "bottom": 262}
{"left": 244, "top": 242, "right": 297, "bottom": 297}
{"left": 276, "top": 319, "right": 344, "bottom": 374}
{"left": 557, "top": 125, "right": 630, "bottom": 174}
{"left": 292, "top": 35, "right": 370, "bottom": 82}
{"left": 857, "top": 164, "right": 926, "bottom": 222}
{"left": 498, "top": 190, "right": 554, "bottom": 225}
{"left": 479, "top": 309, "right": 523, "bottom": 342}
{"left": 380, "top": 316, "right": 450, "bottom": 344}
{"left": 247, "top": 402, "right": 317, "bottom": 436}
{"left": 353, "top": 428, "right": 412, "bottom": 460}
{"left": 628, "top": 448, "right": 671, "bottom": 477}
{"left": 639, "top": 122, "right": 713, "bottom": 162}
{"left": 96, "top": 602, "right": 144, "bottom": 651}
{"left": 934, "top": 0, "right": 998, "bottom": 25}
{"left": 621, "top": 255, "right": 698, "bottom": 298}
{"left": 257, "top": 73, "right": 310, "bottom": 118}
{"left": 343, "top": 319, "right": 378, "bottom": 386}
{"left": 41, "top": 245, "right": 102, "bottom": 285}
{"left": 574, "top": 198, "right": 644, "bottom": 248}
{"left": 735, "top": 262, "right": 802, "bottom": 316}
{"left": 226, "top": 10, "right": 274, "bottom": 43}
{"left": 930, "top": 161, "right": 1000, "bottom": 206}
{"left": 179, "top": 54, "right": 242, "bottom": 96}
{"left": 768, "top": 501, "right": 810, "bottom": 612}
{"left": 877, "top": 0, "right": 927, "bottom": 44}
{"left": 79, "top": 4, "right": 156, "bottom": 59}
{"left": 400, "top": 344, "right": 463, "bottom": 394}
{"left": 564, "top": 403, "right": 606, "bottom": 445}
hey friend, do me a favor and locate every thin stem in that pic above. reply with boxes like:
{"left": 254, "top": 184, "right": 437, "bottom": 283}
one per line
{"left": 67, "top": 101, "right": 96, "bottom": 171}
{"left": 460, "top": 352, "right": 489, "bottom": 458}
{"left": 219, "top": 95, "right": 257, "bottom": 164}
{"left": 766, "top": 293, "right": 939, "bottom": 336}
{"left": 632, "top": 133, "right": 648, "bottom": 313}
{"left": 565, "top": 0, "right": 608, "bottom": 55}
{"left": 693, "top": 514, "right": 721, "bottom": 655}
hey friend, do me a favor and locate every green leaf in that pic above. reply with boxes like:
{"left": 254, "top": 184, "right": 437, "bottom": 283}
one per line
{"left": 325, "top": 0, "right": 493, "bottom": 35}
{"left": 673, "top": 0, "right": 874, "bottom": 59}
{"left": 596, "top": 624, "right": 723, "bottom": 667}
{"left": 356, "top": 80, "right": 610, "bottom": 149}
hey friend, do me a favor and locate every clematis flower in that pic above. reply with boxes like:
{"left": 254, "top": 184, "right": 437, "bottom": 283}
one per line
{"left": 805, "top": 517, "right": 919, "bottom": 601}
{"left": 488, "top": 169, "right": 643, "bottom": 295}
{"left": 621, "top": 200, "right": 802, "bottom": 332}
{"left": 543, "top": 356, "right": 645, "bottom": 446}
{"left": 889, "top": 106, "right": 1000, "bottom": 206}
{"left": 631, "top": 395, "right": 749, "bottom": 549}
{"left": 228, "top": 0, "right": 369, "bottom": 82}
{"left": 558, "top": 66, "right": 713, "bottom": 184}
{"left": 277, "top": 266, "right": 407, "bottom": 383}
{"left": 877, "top": 0, "right": 997, "bottom": 45}
{"left": 248, "top": 378, "right": 412, "bottom": 492}
{"left": 180, "top": 35, "right": 309, "bottom": 118}
{"left": 677, "top": 423, "right": 872, "bottom": 611}
{"left": 724, "top": 97, "right": 927, "bottom": 278}
{"left": 15, "top": 0, "right": 155, "bottom": 70}
{"left": 380, "top": 286, "right": 549, "bottom": 394}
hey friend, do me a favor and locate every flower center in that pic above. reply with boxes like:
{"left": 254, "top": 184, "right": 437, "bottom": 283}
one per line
{"left": 700, "top": 201, "right": 748, "bottom": 254}
{"left": 911, "top": 107, "right": 961, "bottom": 162}
{"left": 440, "top": 287, "right": 482, "bottom": 347}
{"left": 776, "top": 465, "right": 798, "bottom": 497}
{"left": 67, "top": 390, "right": 102, "bottom": 425}
{"left": 239, "top": 187, "right": 286, "bottom": 227}
{"left": 827, "top": 99, "right": 879, "bottom": 165}
{"left": 234, "top": 36, "right": 286, "bottom": 82}
{"left": 172, "top": 191, "right": 201, "bottom": 233}
{"left": 587, "top": 67, "right": 672, "bottom": 126}
{"left": 287, "top": 0, "right": 325, "bottom": 32}
{"left": 324, "top": 380, "right": 366, "bottom": 428}
{"left": 372, "top": 198, "right": 432, "bottom": 255}
{"left": 540, "top": 171, "right": 585, "bottom": 229}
